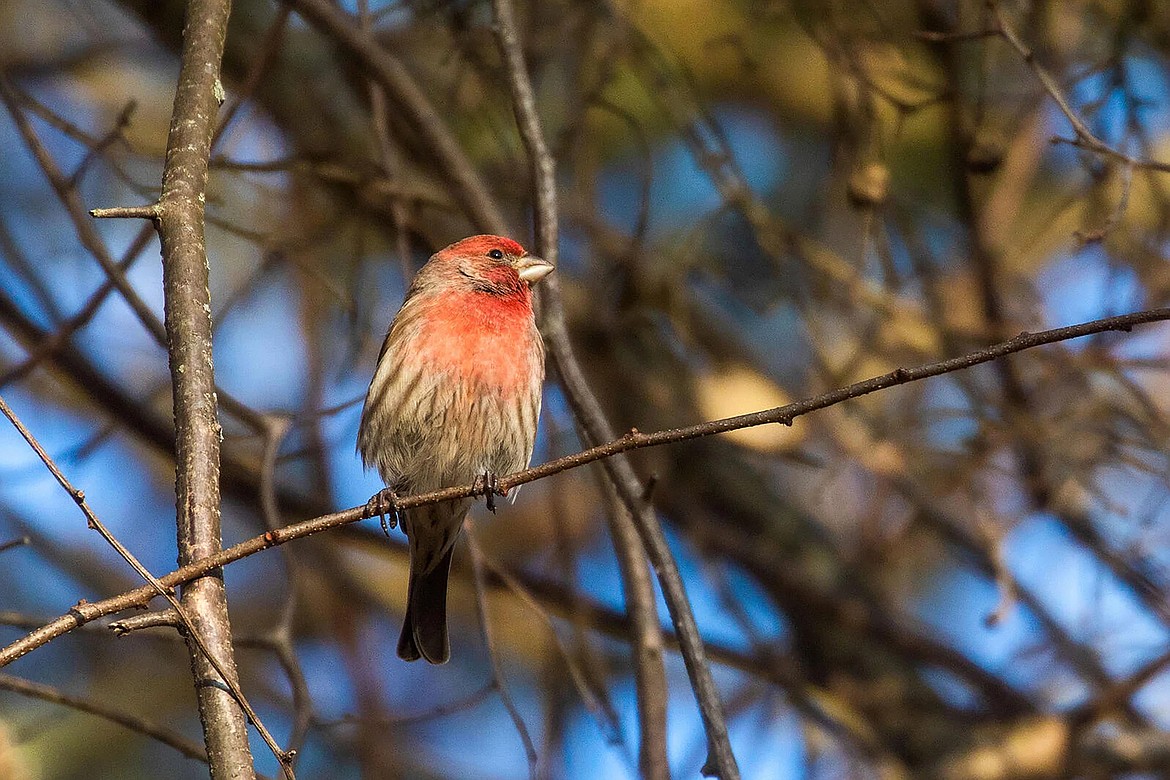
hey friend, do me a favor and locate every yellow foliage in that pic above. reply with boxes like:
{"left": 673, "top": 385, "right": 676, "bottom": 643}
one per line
{"left": 0, "top": 721, "right": 31, "bottom": 780}
{"left": 694, "top": 365, "right": 805, "bottom": 453}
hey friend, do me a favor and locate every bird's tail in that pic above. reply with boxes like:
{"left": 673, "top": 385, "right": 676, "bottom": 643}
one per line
{"left": 397, "top": 500, "right": 467, "bottom": 664}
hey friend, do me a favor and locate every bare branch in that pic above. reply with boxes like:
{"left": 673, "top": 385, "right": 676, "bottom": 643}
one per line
{"left": 989, "top": 1, "right": 1170, "bottom": 172}
{"left": 90, "top": 205, "right": 160, "bottom": 220}
{"left": 151, "top": 0, "right": 271, "bottom": 776}
{"left": 0, "top": 672, "right": 209, "bottom": 763}
{"left": 0, "top": 392, "right": 287, "bottom": 774}
{"left": 488, "top": 0, "right": 679, "bottom": 775}
{"left": 4, "top": 306, "right": 1166, "bottom": 671}
{"left": 467, "top": 527, "right": 539, "bottom": 780}
{"left": 285, "top": 0, "right": 507, "bottom": 233}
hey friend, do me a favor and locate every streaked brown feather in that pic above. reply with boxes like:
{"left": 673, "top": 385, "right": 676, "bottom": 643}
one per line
{"left": 357, "top": 236, "right": 546, "bottom": 664}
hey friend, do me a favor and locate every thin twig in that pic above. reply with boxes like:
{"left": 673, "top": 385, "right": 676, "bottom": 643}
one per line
{"left": 212, "top": 5, "right": 291, "bottom": 148}
{"left": 0, "top": 392, "right": 289, "bottom": 774}
{"left": 69, "top": 99, "right": 137, "bottom": 188}
{"left": 467, "top": 526, "right": 539, "bottom": 780}
{"left": 472, "top": 540, "right": 627, "bottom": 745}
{"left": 989, "top": 1, "right": 1170, "bottom": 172}
{"left": 357, "top": 0, "right": 414, "bottom": 283}
{"left": 595, "top": 471, "right": 669, "bottom": 777}
{"left": 1, "top": 307, "right": 1168, "bottom": 667}
{"left": 286, "top": 0, "right": 507, "bottom": 232}
{"left": 0, "top": 74, "right": 265, "bottom": 436}
{"left": 0, "top": 224, "right": 154, "bottom": 390}
{"left": 318, "top": 684, "right": 495, "bottom": 729}
{"left": 488, "top": 1, "right": 687, "bottom": 775}
{"left": 0, "top": 672, "right": 209, "bottom": 763}
{"left": 9, "top": 83, "right": 149, "bottom": 194}
{"left": 257, "top": 416, "right": 314, "bottom": 763}
{"left": 0, "top": 77, "right": 168, "bottom": 345}
{"left": 89, "top": 205, "right": 159, "bottom": 220}
{"left": 0, "top": 537, "right": 30, "bottom": 555}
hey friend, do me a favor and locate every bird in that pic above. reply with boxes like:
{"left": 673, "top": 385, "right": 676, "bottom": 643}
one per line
{"left": 357, "top": 235, "right": 554, "bottom": 664}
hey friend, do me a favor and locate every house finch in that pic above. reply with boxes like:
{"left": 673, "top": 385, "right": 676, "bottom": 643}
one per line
{"left": 358, "top": 235, "right": 554, "bottom": 664}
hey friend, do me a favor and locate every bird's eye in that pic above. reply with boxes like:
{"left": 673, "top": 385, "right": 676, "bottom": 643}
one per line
{"left": 487, "top": 249, "right": 505, "bottom": 260}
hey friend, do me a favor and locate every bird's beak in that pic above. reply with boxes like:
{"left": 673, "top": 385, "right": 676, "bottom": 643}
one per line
{"left": 516, "top": 255, "right": 555, "bottom": 285}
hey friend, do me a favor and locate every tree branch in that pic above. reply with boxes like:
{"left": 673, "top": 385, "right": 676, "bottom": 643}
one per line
{"left": 487, "top": 1, "right": 675, "bottom": 776}
{"left": 989, "top": 1, "right": 1170, "bottom": 173}
{"left": 0, "top": 672, "right": 209, "bottom": 763}
{"left": 152, "top": 0, "right": 263, "bottom": 777}
{"left": 4, "top": 306, "right": 1165, "bottom": 683}
{"left": 284, "top": 0, "right": 506, "bottom": 233}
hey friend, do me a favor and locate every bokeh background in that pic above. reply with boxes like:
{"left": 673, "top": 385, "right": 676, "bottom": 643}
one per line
{"left": 3, "top": 0, "right": 1170, "bottom": 777}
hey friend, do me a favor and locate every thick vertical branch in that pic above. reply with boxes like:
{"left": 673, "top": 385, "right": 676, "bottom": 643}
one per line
{"left": 489, "top": 1, "right": 736, "bottom": 777}
{"left": 156, "top": 0, "right": 254, "bottom": 776}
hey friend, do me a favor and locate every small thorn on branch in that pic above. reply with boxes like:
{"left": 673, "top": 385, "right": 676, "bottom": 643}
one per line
{"left": 90, "top": 204, "right": 159, "bottom": 220}
{"left": 0, "top": 536, "right": 30, "bottom": 555}
{"left": 110, "top": 608, "right": 182, "bottom": 635}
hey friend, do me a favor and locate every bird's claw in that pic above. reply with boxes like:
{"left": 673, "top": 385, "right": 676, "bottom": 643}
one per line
{"left": 364, "top": 488, "right": 401, "bottom": 536}
{"left": 474, "top": 472, "right": 507, "bottom": 513}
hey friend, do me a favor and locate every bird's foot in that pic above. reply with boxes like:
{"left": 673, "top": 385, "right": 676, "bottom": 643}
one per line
{"left": 364, "top": 488, "right": 401, "bottom": 536}
{"left": 474, "top": 472, "right": 507, "bottom": 513}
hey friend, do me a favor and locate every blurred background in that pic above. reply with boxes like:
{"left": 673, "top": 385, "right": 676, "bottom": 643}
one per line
{"left": 3, "top": 0, "right": 1170, "bottom": 777}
